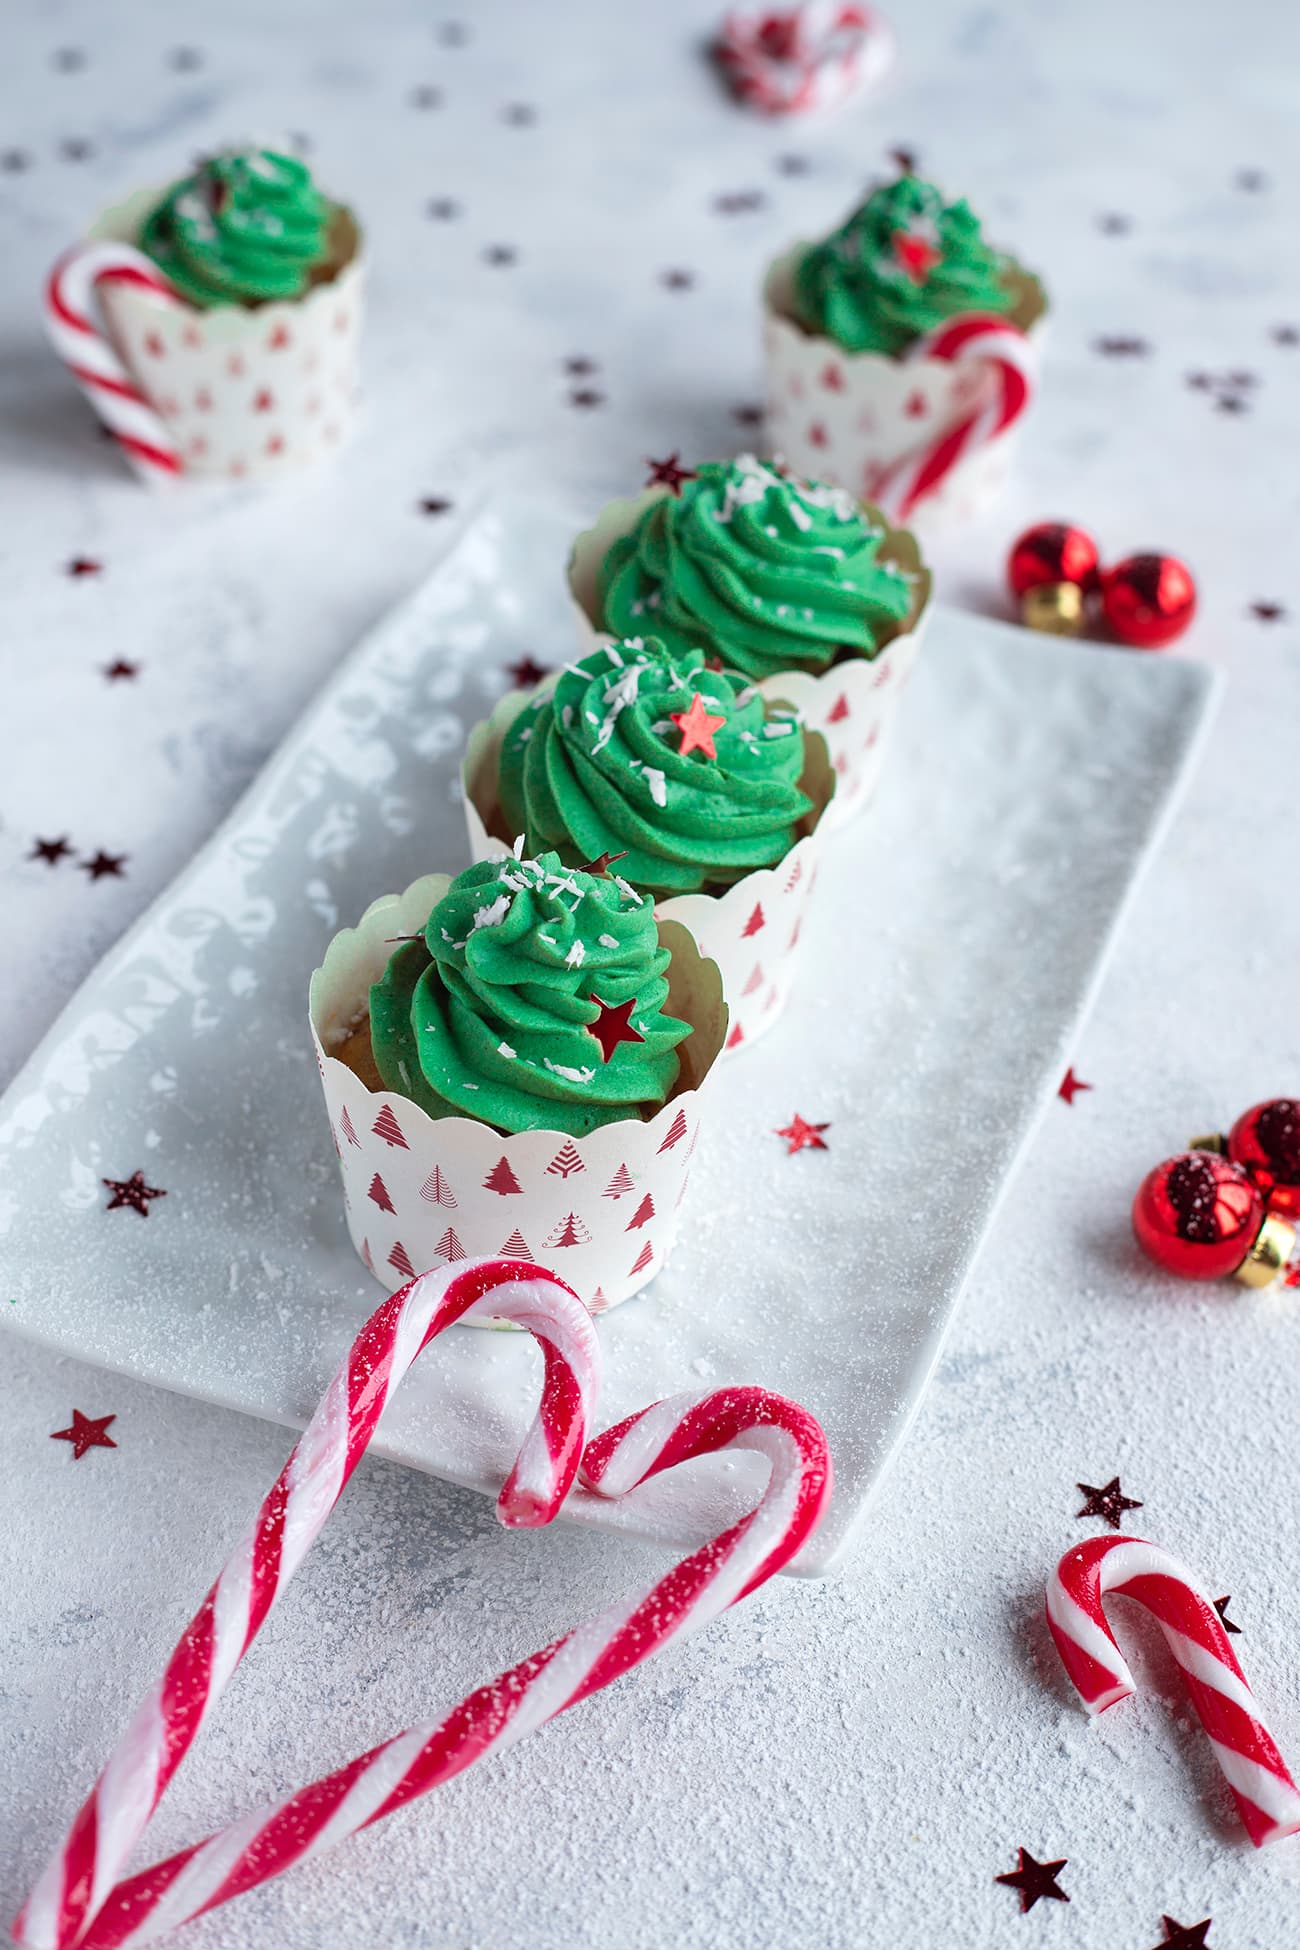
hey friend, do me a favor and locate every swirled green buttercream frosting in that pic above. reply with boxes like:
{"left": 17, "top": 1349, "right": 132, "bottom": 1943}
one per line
{"left": 497, "top": 635, "right": 813, "bottom": 898}
{"left": 140, "top": 147, "right": 336, "bottom": 309}
{"left": 596, "top": 456, "right": 915, "bottom": 682}
{"left": 792, "top": 174, "right": 1016, "bottom": 357}
{"left": 369, "top": 853, "right": 691, "bottom": 1136}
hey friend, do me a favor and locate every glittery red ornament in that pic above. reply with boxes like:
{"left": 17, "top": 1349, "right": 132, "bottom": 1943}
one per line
{"left": 1006, "top": 522, "right": 1100, "bottom": 599}
{"left": 1132, "top": 1151, "right": 1264, "bottom": 1281}
{"left": 1102, "top": 552, "right": 1196, "bottom": 648}
{"left": 1228, "top": 1099, "right": 1300, "bottom": 1217}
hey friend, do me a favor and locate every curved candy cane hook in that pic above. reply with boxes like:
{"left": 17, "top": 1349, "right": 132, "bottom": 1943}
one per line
{"left": 44, "top": 242, "right": 184, "bottom": 484}
{"left": 1047, "top": 1534, "right": 1300, "bottom": 1847}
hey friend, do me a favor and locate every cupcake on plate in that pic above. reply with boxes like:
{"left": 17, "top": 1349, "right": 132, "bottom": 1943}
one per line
{"left": 566, "top": 456, "right": 929, "bottom": 829}
{"left": 46, "top": 144, "right": 363, "bottom": 482}
{"left": 763, "top": 173, "right": 1047, "bottom": 521}
{"left": 463, "top": 632, "right": 835, "bottom": 1051}
{"left": 310, "top": 853, "right": 727, "bottom": 1315}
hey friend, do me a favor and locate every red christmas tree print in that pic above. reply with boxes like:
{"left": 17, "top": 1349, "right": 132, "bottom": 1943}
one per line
{"left": 625, "top": 1192, "right": 655, "bottom": 1231}
{"left": 675, "top": 1173, "right": 691, "bottom": 1210}
{"left": 785, "top": 858, "right": 804, "bottom": 894}
{"left": 727, "top": 1021, "right": 745, "bottom": 1050}
{"left": 789, "top": 917, "right": 803, "bottom": 951}
{"left": 339, "top": 1106, "right": 360, "bottom": 1147}
{"left": 330, "top": 1121, "right": 340, "bottom": 1158}
{"left": 371, "top": 1104, "right": 408, "bottom": 1149}
{"left": 742, "top": 902, "right": 765, "bottom": 938}
{"left": 499, "top": 1229, "right": 533, "bottom": 1261}
{"left": 820, "top": 361, "right": 844, "bottom": 392}
{"left": 434, "top": 1226, "right": 466, "bottom": 1263}
{"left": 905, "top": 390, "right": 927, "bottom": 418}
{"left": 545, "top": 1211, "right": 592, "bottom": 1249}
{"left": 483, "top": 1155, "right": 523, "bottom": 1196}
{"left": 419, "top": 1166, "right": 458, "bottom": 1208}
{"left": 629, "top": 1239, "right": 655, "bottom": 1276}
{"left": 742, "top": 963, "right": 764, "bottom": 997}
{"left": 361, "top": 1236, "right": 375, "bottom": 1271}
{"left": 827, "top": 693, "right": 851, "bottom": 724}
{"left": 590, "top": 1286, "right": 610, "bottom": 1314}
{"left": 657, "top": 1107, "right": 689, "bottom": 1153}
{"left": 546, "top": 1139, "right": 586, "bottom": 1179}
{"left": 388, "top": 1240, "right": 416, "bottom": 1280}
{"left": 368, "top": 1172, "right": 395, "bottom": 1214}
{"left": 602, "top": 1162, "right": 636, "bottom": 1198}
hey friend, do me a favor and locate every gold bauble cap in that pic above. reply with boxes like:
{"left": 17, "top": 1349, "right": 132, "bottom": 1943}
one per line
{"left": 1021, "top": 581, "right": 1086, "bottom": 636}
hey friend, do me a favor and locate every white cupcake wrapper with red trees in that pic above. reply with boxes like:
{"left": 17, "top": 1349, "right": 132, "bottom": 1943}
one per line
{"left": 45, "top": 186, "right": 364, "bottom": 485}
{"left": 566, "top": 485, "right": 929, "bottom": 832}
{"left": 310, "top": 875, "right": 728, "bottom": 1319}
{"left": 762, "top": 244, "right": 1048, "bottom": 527}
{"left": 462, "top": 689, "right": 833, "bottom": 1052}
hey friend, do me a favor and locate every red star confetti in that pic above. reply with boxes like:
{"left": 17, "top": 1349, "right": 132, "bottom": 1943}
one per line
{"left": 660, "top": 269, "right": 695, "bottom": 291}
{"left": 30, "top": 836, "right": 72, "bottom": 866}
{"left": 418, "top": 495, "right": 452, "bottom": 515}
{"left": 51, "top": 1410, "right": 117, "bottom": 1460}
{"left": 995, "top": 1848, "right": 1069, "bottom": 1914}
{"left": 775, "top": 1114, "right": 830, "bottom": 1156}
{"left": 411, "top": 84, "right": 443, "bottom": 109}
{"left": 892, "top": 228, "right": 940, "bottom": 282}
{"left": 81, "top": 850, "right": 126, "bottom": 881}
{"left": 1213, "top": 1595, "right": 1241, "bottom": 1635}
{"left": 579, "top": 850, "right": 629, "bottom": 878}
{"left": 1235, "top": 168, "right": 1268, "bottom": 192}
{"left": 503, "top": 102, "right": 537, "bottom": 126}
{"left": 888, "top": 145, "right": 919, "bottom": 174}
{"left": 1058, "top": 1067, "right": 1092, "bottom": 1105}
{"left": 1250, "top": 601, "right": 1286, "bottom": 622}
{"left": 426, "top": 197, "right": 460, "bottom": 220}
{"left": 713, "top": 190, "right": 766, "bottom": 215}
{"left": 483, "top": 245, "right": 517, "bottom": 266}
{"left": 588, "top": 995, "right": 645, "bottom": 1063}
{"left": 733, "top": 403, "right": 764, "bottom": 427}
{"left": 1097, "top": 212, "right": 1133, "bottom": 235}
{"left": 103, "top": 658, "right": 139, "bottom": 681}
{"left": 671, "top": 693, "right": 726, "bottom": 760}
{"left": 645, "top": 453, "right": 697, "bottom": 495}
{"left": 565, "top": 356, "right": 598, "bottom": 376}
{"left": 66, "top": 557, "right": 102, "bottom": 577}
{"left": 103, "top": 1170, "right": 167, "bottom": 1217}
{"left": 1076, "top": 1477, "right": 1142, "bottom": 1529}
{"left": 1272, "top": 324, "right": 1299, "bottom": 347}
{"left": 506, "top": 654, "right": 551, "bottom": 688}
{"left": 569, "top": 388, "right": 604, "bottom": 409}
{"left": 60, "top": 138, "right": 95, "bottom": 162}
{"left": 1093, "top": 336, "right": 1150, "bottom": 357}
{"left": 1152, "top": 1919, "right": 1212, "bottom": 1950}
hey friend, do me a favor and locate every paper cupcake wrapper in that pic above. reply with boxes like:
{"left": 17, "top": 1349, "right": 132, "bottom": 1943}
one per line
{"left": 462, "top": 693, "right": 833, "bottom": 1051}
{"left": 310, "top": 875, "right": 727, "bottom": 1318}
{"left": 81, "top": 186, "right": 364, "bottom": 482}
{"left": 566, "top": 487, "right": 929, "bottom": 831}
{"left": 761, "top": 245, "right": 1048, "bottom": 526}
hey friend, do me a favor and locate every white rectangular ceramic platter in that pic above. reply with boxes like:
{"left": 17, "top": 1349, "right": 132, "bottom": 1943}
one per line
{"left": 0, "top": 498, "right": 1216, "bottom": 1571}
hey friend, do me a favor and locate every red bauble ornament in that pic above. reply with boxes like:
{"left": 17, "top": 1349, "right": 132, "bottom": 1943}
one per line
{"left": 1228, "top": 1099, "right": 1300, "bottom": 1217}
{"left": 1101, "top": 552, "right": 1196, "bottom": 648}
{"left": 1007, "top": 522, "right": 1100, "bottom": 599}
{"left": 1132, "top": 1151, "right": 1264, "bottom": 1281}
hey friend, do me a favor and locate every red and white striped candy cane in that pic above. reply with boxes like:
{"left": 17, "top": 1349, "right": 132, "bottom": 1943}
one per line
{"left": 869, "top": 311, "right": 1035, "bottom": 522}
{"left": 45, "top": 242, "right": 184, "bottom": 484}
{"left": 16, "top": 1382, "right": 829, "bottom": 1949}
{"left": 1047, "top": 1534, "right": 1300, "bottom": 1847}
{"left": 14, "top": 1259, "right": 602, "bottom": 1950}
{"left": 716, "top": 4, "right": 893, "bottom": 116}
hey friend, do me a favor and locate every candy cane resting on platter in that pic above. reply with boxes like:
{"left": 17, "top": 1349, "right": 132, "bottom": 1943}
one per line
{"left": 1046, "top": 1534, "right": 1300, "bottom": 1847}
{"left": 15, "top": 1269, "right": 832, "bottom": 1949}
{"left": 44, "top": 242, "right": 183, "bottom": 484}
{"left": 869, "top": 311, "right": 1036, "bottom": 523}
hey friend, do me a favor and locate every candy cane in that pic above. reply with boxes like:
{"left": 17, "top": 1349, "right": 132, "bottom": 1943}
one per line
{"left": 44, "top": 242, "right": 184, "bottom": 484}
{"left": 716, "top": 4, "right": 893, "bottom": 116}
{"left": 1046, "top": 1535, "right": 1300, "bottom": 1847}
{"left": 869, "top": 311, "right": 1035, "bottom": 522}
{"left": 14, "top": 1259, "right": 602, "bottom": 1950}
{"left": 16, "top": 1382, "right": 829, "bottom": 1950}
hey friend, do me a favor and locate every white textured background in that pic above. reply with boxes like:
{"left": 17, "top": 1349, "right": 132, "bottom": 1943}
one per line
{"left": 3, "top": 0, "right": 1300, "bottom": 1944}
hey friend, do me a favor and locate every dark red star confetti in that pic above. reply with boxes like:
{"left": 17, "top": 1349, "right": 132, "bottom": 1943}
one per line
{"left": 437, "top": 20, "right": 468, "bottom": 45}
{"left": 1152, "top": 1918, "right": 1212, "bottom": 1950}
{"left": 103, "top": 1169, "right": 166, "bottom": 1216}
{"left": 1094, "top": 336, "right": 1150, "bottom": 357}
{"left": 579, "top": 850, "right": 629, "bottom": 878}
{"left": 66, "top": 556, "right": 102, "bottom": 577}
{"left": 588, "top": 995, "right": 645, "bottom": 1063}
{"left": 660, "top": 269, "right": 695, "bottom": 291}
{"left": 995, "top": 1848, "right": 1069, "bottom": 1914}
{"left": 60, "top": 138, "right": 94, "bottom": 162}
{"left": 103, "top": 658, "right": 139, "bottom": 680}
{"left": 1250, "top": 601, "right": 1286, "bottom": 622}
{"left": 484, "top": 245, "right": 517, "bottom": 266}
{"left": 569, "top": 388, "right": 604, "bottom": 409}
{"left": 1272, "top": 325, "right": 1299, "bottom": 347}
{"left": 1, "top": 148, "right": 32, "bottom": 172}
{"left": 81, "top": 850, "right": 126, "bottom": 881}
{"left": 418, "top": 496, "right": 453, "bottom": 516}
{"left": 506, "top": 654, "right": 551, "bottom": 687}
{"left": 51, "top": 1410, "right": 117, "bottom": 1460}
{"left": 565, "top": 356, "right": 598, "bottom": 376}
{"left": 53, "top": 46, "right": 87, "bottom": 71}
{"left": 645, "top": 453, "right": 697, "bottom": 495}
{"left": 774, "top": 153, "right": 810, "bottom": 175}
{"left": 1058, "top": 1067, "right": 1092, "bottom": 1105}
{"left": 411, "top": 85, "right": 443, "bottom": 109}
{"left": 733, "top": 404, "right": 764, "bottom": 427}
{"left": 30, "top": 836, "right": 72, "bottom": 866}
{"left": 1216, "top": 393, "right": 1248, "bottom": 414}
{"left": 775, "top": 1114, "right": 830, "bottom": 1156}
{"left": 168, "top": 47, "right": 203, "bottom": 70}
{"left": 503, "top": 103, "right": 536, "bottom": 126}
{"left": 1098, "top": 212, "right": 1132, "bottom": 235}
{"left": 888, "top": 145, "right": 919, "bottom": 174}
{"left": 1186, "top": 371, "right": 1214, "bottom": 391}
{"left": 426, "top": 197, "right": 460, "bottom": 220}
{"left": 713, "top": 190, "right": 766, "bottom": 215}
{"left": 671, "top": 693, "right": 726, "bottom": 760}
{"left": 1077, "top": 1476, "right": 1143, "bottom": 1529}
{"left": 1213, "top": 1595, "right": 1241, "bottom": 1635}
{"left": 1235, "top": 168, "right": 1268, "bottom": 191}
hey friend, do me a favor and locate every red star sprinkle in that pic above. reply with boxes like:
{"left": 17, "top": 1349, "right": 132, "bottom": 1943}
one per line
{"left": 103, "top": 658, "right": 138, "bottom": 681}
{"left": 81, "top": 850, "right": 127, "bottom": 881}
{"left": 995, "top": 1848, "right": 1069, "bottom": 1914}
{"left": 1076, "top": 1476, "right": 1143, "bottom": 1529}
{"left": 30, "top": 836, "right": 72, "bottom": 866}
{"left": 103, "top": 1170, "right": 166, "bottom": 1217}
{"left": 579, "top": 850, "right": 629, "bottom": 878}
{"left": 51, "top": 1410, "right": 117, "bottom": 1459}
{"left": 645, "top": 453, "right": 697, "bottom": 495}
{"left": 1058, "top": 1067, "right": 1092, "bottom": 1105}
{"left": 1250, "top": 601, "right": 1286, "bottom": 621}
{"left": 506, "top": 654, "right": 551, "bottom": 688}
{"left": 1213, "top": 1595, "right": 1241, "bottom": 1635}
{"left": 588, "top": 995, "right": 646, "bottom": 1063}
{"left": 66, "top": 557, "right": 102, "bottom": 577}
{"left": 1153, "top": 1919, "right": 1212, "bottom": 1950}
{"left": 775, "top": 1114, "right": 830, "bottom": 1156}
{"left": 419, "top": 496, "right": 453, "bottom": 515}
{"left": 892, "top": 228, "right": 941, "bottom": 282}
{"left": 671, "top": 692, "right": 726, "bottom": 760}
